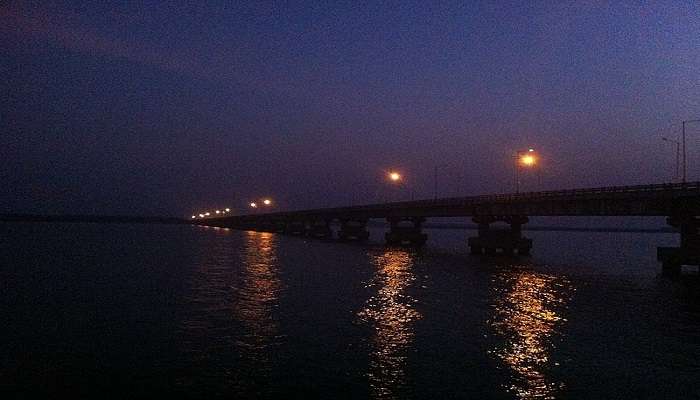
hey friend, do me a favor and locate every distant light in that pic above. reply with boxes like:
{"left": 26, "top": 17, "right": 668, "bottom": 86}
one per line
{"left": 250, "top": 202, "right": 257, "bottom": 208}
{"left": 215, "top": 210, "right": 220, "bottom": 214}
{"left": 205, "top": 212, "right": 210, "bottom": 216}
{"left": 389, "top": 171, "right": 402, "bottom": 182}
{"left": 528, "top": 148, "right": 534, "bottom": 152}
{"left": 520, "top": 154, "right": 536, "bottom": 166}
{"left": 225, "top": 208, "right": 230, "bottom": 212}
{"left": 191, "top": 215, "right": 196, "bottom": 219}
{"left": 263, "top": 199, "right": 272, "bottom": 205}
{"left": 199, "top": 214, "right": 205, "bottom": 218}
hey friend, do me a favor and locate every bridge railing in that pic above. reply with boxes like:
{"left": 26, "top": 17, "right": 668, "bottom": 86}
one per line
{"left": 349, "top": 181, "right": 700, "bottom": 211}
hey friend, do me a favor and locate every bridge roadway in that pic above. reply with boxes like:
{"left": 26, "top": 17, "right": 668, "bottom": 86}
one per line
{"left": 195, "top": 182, "right": 700, "bottom": 274}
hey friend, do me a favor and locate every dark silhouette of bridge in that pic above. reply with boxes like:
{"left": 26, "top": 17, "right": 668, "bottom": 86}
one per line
{"left": 194, "top": 182, "right": 700, "bottom": 275}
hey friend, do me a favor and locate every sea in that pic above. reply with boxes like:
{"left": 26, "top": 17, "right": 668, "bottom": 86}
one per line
{"left": 1, "top": 221, "right": 699, "bottom": 399}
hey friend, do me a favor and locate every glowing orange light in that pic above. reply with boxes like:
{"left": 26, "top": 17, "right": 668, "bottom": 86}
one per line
{"left": 263, "top": 199, "right": 272, "bottom": 206}
{"left": 389, "top": 172, "right": 402, "bottom": 182}
{"left": 520, "top": 154, "right": 536, "bottom": 166}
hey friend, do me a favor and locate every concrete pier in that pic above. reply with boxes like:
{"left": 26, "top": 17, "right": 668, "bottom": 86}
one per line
{"left": 273, "top": 220, "right": 287, "bottom": 233}
{"left": 658, "top": 215, "right": 700, "bottom": 276}
{"left": 338, "top": 219, "right": 370, "bottom": 241}
{"left": 286, "top": 220, "right": 306, "bottom": 235}
{"left": 308, "top": 219, "right": 333, "bottom": 239}
{"left": 385, "top": 217, "right": 427, "bottom": 246}
{"left": 468, "top": 215, "right": 532, "bottom": 255}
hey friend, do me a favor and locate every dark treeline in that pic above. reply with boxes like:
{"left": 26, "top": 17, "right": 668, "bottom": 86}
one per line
{"left": 0, "top": 214, "right": 187, "bottom": 225}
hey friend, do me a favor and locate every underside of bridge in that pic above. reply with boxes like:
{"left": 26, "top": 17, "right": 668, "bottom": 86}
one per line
{"left": 385, "top": 217, "right": 428, "bottom": 246}
{"left": 200, "top": 213, "right": 700, "bottom": 276}
{"left": 467, "top": 215, "right": 532, "bottom": 255}
{"left": 337, "top": 219, "right": 370, "bottom": 241}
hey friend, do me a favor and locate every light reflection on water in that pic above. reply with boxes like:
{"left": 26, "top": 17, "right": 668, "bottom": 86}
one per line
{"left": 235, "top": 231, "right": 281, "bottom": 349}
{"left": 180, "top": 230, "right": 282, "bottom": 394}
{"left": 233, "top": 231, "right": 282, "bottom": 382}
{"left": 488, "top": 268, "right": 573, "bottom": 399}
{"left": 357, "top": 249, "right": 422, "bottom": 399}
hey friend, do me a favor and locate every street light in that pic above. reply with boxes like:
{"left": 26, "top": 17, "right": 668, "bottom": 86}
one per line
{"left": 225, "top": 208, "right": 230, "bottom": 212}
{"left": 191, "top": 215, "right": 196, "bottom": 219}
{"left": 515, "top": 148, "right": 537, "bottom": 193}
{"left": 662, "top": 137, "right": 680, "bottom": 182}
{"left": 250, "top": 202, "right": 257, "bottom": 208}
{"left": 385, "top": 170, "right": 414, "bottom": 201}
{"left": 263, "top": 199, "right": 272, "bottom": 206}
{"left": 682, "top": 119, "right": 700, "bottom": 183}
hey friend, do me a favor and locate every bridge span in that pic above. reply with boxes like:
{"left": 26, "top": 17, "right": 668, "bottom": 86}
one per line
{"left": 195, "top": 182, "right": 700, "bottom": 275}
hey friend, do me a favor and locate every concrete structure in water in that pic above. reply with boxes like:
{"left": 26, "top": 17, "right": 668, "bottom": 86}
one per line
{"left": 468, "top": 215, "right": 532, "bottom": 255}
{"left": 657, "top": 214, "right": 700, "bottom": 275}
{"left": 195, "top": 182, "right": 700, "bottom": 274}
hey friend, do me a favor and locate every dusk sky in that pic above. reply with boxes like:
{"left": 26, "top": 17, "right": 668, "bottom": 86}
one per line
{"left": 2, "top": 1, "right": 699, "bottom": 217}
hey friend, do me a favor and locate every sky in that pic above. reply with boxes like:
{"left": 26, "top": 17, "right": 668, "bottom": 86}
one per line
{"left": 1, "top": 1, "right": 699, "bottom": 217}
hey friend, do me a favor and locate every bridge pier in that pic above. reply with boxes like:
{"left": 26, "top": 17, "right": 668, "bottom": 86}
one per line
{"left": 307, "top": 219, "right": 333, "bottom": 239}
{"left": 273, "top": 220, "right": 287, "bottom": 233}
{"left": 256, "top": 220, "right": 275, "bottom": 232}
{"left": 468, "top": 216, "right": 532, "bottom": 256}
{"left": 385, "top": 217, "right": 427, "bottom": 247}
{"left": 658, "top": 215, "right": 700, "bottom": 276}
{"left": 338, "top": 219, "right": 370, "bottom": 241}
{"left": 286, "top": 220, "right": 306, "bottom": 235}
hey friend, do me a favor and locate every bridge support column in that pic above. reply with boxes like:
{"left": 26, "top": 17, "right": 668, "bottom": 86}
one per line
{"left": 307, "top": 219, "right": 333, "bottom": 239}
{"left": 385, "top": 217, "right": 428, "bottom": 247}
{"left": 658, "top": 215, "right": 700, "bottom": 276}
{"left": 468, "top": 216, "right": 532, "bottom": 256}
{"left": 338, "top": 219, "right": 370, "bottom": 241}
{"left": 256, "top": 220, "right": 275, "bottom": 232}
{"left": 273, "top": 220, "right": 287, "bottom": 233}
{"left": 286, "top": 220, "right": 306, "bottom": 235}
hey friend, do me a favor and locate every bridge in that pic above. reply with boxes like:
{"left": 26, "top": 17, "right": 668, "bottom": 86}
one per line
{"left": 194, "top": 182, "right": 700, "bottom": 275}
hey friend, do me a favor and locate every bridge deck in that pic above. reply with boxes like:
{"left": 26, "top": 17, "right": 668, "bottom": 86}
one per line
{"left": 204, "top": 182, "right": 700, "bottom": 222}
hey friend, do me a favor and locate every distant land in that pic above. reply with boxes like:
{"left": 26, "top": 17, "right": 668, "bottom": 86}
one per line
{"left": 0, "top": 215, "right": 675, "bottom": 233}
{"left": 0, "top": 214, "right": 187, "bottom": 225}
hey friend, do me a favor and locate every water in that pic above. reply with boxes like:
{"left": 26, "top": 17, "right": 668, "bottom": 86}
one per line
{"left": 1, "top": 222, "right": 699, "bottom": 399}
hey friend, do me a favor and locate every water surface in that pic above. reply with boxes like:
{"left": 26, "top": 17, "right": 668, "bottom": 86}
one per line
{"left": 1, "top": 222, "right": 698, "bottom": 399}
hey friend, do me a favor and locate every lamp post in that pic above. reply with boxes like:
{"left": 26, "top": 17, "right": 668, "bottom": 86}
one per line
{"left": 514, "top": 148, "right": 536, "bottom": 193}
{"left": 682, "top": 119, "right": 700, "bottom": 183}
{"left": 661, "top": 137, "right": 680, "bottom": 182}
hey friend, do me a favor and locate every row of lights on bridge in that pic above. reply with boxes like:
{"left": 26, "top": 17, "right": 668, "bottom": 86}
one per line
{"left": 192, "top": 198, "right": 274, "bottom": 219}
{"left": 192, "top": 208, "right": 231, "bottom": 219}
{"left": 190, "top": 151, "right": 540, "bottom": 218}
